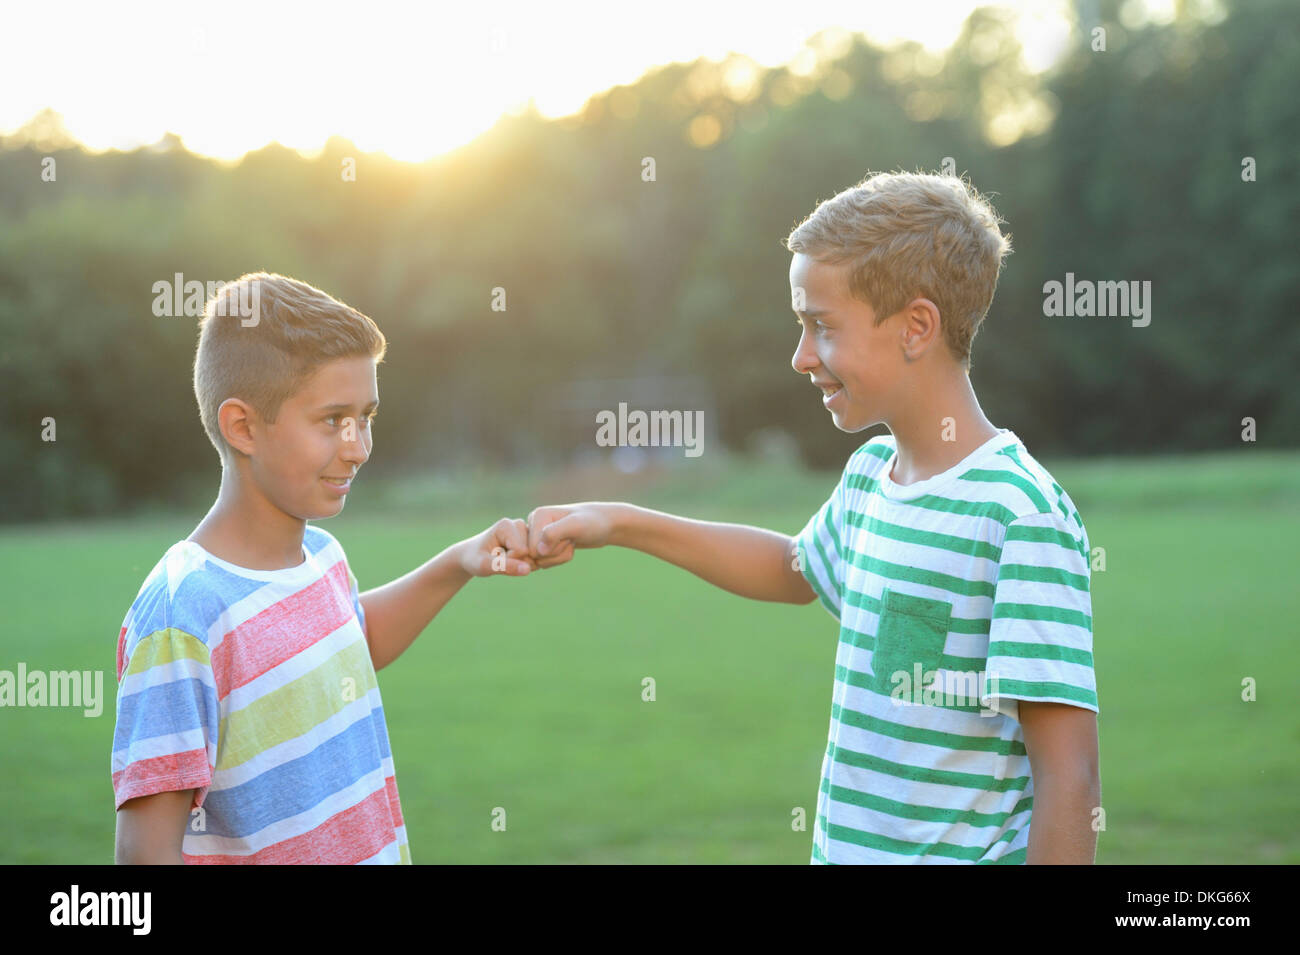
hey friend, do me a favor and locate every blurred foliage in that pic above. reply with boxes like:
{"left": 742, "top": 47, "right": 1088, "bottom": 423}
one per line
{"left": 1, "top": 0, "right": 1296, "bottom": 522}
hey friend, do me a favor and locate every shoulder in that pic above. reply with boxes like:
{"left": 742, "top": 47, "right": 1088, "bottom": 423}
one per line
{"left": 303, "top": 523, "right": 351, "bottom": 571}
{"left": 304, "top": 522, "right": 337, "bottom": 548}
{"left": 841, "top": 432, "right": 895, "bottom": 480}
{"left": 118, "top": 542, "right": 227, "bottom": 678}
{"left": 987, "top": 437, "right": 1089, "bottom": 554}
{"left": 304, "top": 522, "right": 343, "bottom": 554}
{"left": 819, "top": 434, "right": 894, "bottom": 513}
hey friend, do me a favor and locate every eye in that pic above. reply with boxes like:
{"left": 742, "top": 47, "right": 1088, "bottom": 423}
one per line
{"left": 324, "top": 412, "right": 377, "bottom": 428}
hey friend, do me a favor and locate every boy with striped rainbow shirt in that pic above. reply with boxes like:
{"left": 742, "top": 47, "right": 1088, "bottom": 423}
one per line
{"left": 111, "top": 273, "right": 535, "bottom": 864}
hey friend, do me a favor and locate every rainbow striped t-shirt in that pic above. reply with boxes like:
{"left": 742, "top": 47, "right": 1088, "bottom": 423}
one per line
{"left": 112, "top": 524, "right": 410, "bottom": 864}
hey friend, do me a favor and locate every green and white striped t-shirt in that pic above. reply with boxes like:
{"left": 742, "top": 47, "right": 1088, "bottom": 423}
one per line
{"left": 796, "top": 428, "right": 1097, "bottom": 864}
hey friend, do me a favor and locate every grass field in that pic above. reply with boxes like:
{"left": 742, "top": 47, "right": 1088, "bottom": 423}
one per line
{"left": 1, "top": 449, "right": 1297, "bottom": 864}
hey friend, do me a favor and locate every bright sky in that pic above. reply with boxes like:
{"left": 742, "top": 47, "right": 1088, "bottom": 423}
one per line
{"left": 0, "top": 0, "right": 1184, "bottom": 162}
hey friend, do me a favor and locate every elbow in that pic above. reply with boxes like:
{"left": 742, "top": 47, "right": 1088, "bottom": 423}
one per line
{"left": 792, "top": 576, "right": 818, "bottom": 605}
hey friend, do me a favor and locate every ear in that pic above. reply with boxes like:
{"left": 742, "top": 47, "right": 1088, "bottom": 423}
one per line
{"left": 217, "top": 398, "right": 259, "bottom": 456}
{"left": 900, "top": 297, "right": 943, "bottom": 360}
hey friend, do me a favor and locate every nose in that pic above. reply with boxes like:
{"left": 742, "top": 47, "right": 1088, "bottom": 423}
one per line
{"left": 340, "top": 418, "right": 371, "bottom": 467}
{"left": 791, "top": 326, "right": 819, "bottom": 377}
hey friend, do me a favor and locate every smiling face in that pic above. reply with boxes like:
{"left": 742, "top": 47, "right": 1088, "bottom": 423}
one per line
{"left": 238, "top": 355, "right": 379, "bottom": 520}
{"left": 789, "top": 253, "right": 906, "bottom": 433}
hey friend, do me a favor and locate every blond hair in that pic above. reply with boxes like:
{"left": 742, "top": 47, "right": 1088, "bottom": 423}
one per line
{"left": 785, "top": 170, "right": 1012, "bottom": 370}
{"left": 193, "top": 272, "right": 387, "bottom": 461}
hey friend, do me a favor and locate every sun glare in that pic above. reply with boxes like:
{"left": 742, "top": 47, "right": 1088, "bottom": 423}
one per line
{"left": 2, "top": 0, "right": 1077, "bottom": 162}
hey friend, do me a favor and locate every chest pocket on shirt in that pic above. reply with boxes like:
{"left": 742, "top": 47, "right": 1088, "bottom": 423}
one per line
{"left": 871, "top": 588, "right": 953, "bottom": 696}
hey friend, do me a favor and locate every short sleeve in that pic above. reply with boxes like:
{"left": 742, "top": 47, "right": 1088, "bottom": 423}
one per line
{"left": 347, "top": 563, "right": 367, "bottom": 637}
{"left": 112, "top": 627, "right": 219, "bottom": 811}
{"left": 797, "top": 476, "right": 848, "bottom": 620}
{"left": 981, "top": 512, "right": 1097, "bottom": 719}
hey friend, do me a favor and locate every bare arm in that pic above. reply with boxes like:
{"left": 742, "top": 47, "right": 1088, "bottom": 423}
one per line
{"left": 1020, "top": 700, "right": 1102, "bottom": 864}
{"left": 359, "top": 518, "right": 535, "bottom": 671}
{"left": 115, "top": 789, "right": 193, "bottom": 864}
{"left": 526, "top": 502, "right": 816, "bottom": 605}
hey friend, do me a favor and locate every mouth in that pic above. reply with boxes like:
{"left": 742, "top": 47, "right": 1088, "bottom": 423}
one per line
{"left": 322, "top": 476, "right": 353, "bottom": 493}
{"left": 814, "top": 380, "right": 843, "bottom": 406}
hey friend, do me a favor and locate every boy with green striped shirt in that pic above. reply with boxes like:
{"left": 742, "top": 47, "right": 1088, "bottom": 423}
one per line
{"left": 525, "top": 170, "right": 1100, "bottom": 864}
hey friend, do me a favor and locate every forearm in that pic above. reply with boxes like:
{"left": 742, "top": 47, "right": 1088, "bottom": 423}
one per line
{"left": 1025, "top": 770, "right": 1101, "bottom": 864}
{"left": 608, "top": 503, "right": 812, "bottom": 604}
{"left": 358, "top": 541, "right": 473, "bottom": 671}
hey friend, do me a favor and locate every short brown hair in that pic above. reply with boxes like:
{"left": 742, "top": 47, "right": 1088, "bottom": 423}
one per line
{"left": 193, "top": 272, "right": 387, "bottom": 460}
{"left": 785, "top": 170, "right": 1012, "bottom": 370}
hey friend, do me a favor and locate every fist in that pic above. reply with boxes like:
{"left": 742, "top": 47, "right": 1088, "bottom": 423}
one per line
{"left": 462, "top": 517, "right": 537, "bottom": 577}
{"left": 525, "top": 503, "right": 614, "bottom": 569}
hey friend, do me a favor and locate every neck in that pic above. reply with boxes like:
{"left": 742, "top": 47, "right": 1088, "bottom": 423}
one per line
{"left": 886, "top": 368, "right": 1000, "bottom": 486}
{"left": 188, "top": 463, "right": 307, "bottom": 570}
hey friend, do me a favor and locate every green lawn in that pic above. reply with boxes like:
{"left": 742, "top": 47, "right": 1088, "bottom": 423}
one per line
{"left": 1, "top": 450, "right": 1296, "bottom": 863}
